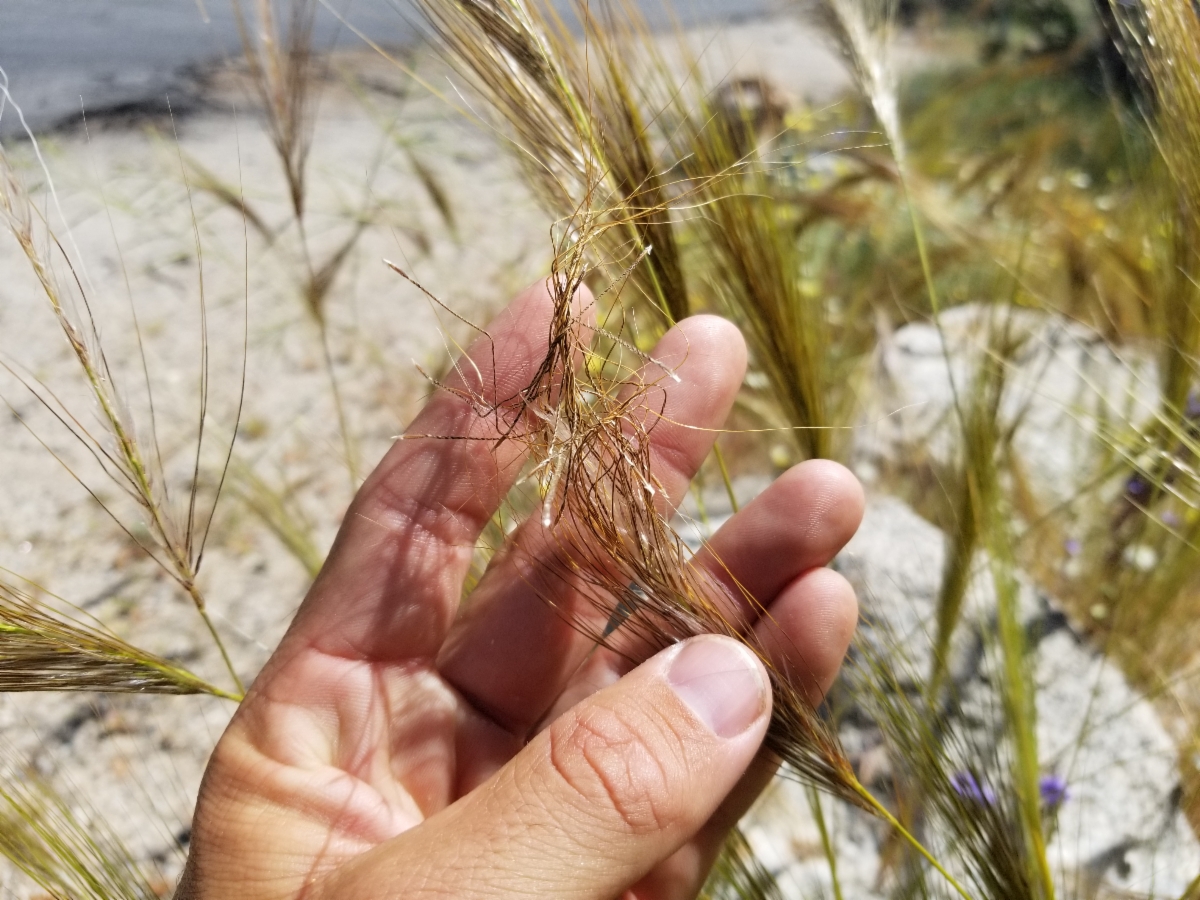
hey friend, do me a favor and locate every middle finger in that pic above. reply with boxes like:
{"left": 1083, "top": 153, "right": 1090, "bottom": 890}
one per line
{"left": 543, "top": 459, "right": 864, "bottom": 725}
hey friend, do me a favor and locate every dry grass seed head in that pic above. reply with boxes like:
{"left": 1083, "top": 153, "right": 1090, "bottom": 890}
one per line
{"left": 0, "top": 574, "right": 230, "bottom": 697}
{"left": 0, "top": 105, "right": 246, "bottom": 695}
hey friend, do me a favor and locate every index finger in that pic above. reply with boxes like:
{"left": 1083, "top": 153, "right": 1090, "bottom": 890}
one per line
{"left": 285, "top": 280, "right": 591, "bottom": 661}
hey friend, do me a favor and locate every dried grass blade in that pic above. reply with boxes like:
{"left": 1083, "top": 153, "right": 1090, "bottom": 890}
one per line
{"left": 0, "top": 764, "right": 163, "bottom": 899}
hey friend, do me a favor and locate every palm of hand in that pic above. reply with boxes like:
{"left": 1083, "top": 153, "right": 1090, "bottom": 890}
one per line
{"left": 177, "top": 284, "right": 862, "bottom": 900}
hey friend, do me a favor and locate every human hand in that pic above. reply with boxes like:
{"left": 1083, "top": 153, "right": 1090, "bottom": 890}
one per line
{"left": 175, "top": 281, "right": 864, "bottom": 900}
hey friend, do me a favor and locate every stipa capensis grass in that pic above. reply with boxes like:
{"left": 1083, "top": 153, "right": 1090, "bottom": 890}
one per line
{"left": 0, "top": 754, "right": 166, "bottom": 900}
{"left": 231, "top": 0, "right": 411, "bottom": 489}
{"left": 399, "top": 178, "right": 972, "bottom": 894}
{"left": 421, "top": 0, "right": 872, "bottom": 464}
{"left": 672, "top": 91, "right": 853, "bottom": 463}
{"left": 220, "top": 0, "right": 462, "bottom": 513}
{"left": 0, "top": 103, "right": 248, "bottom": 698}
{"left": 417, "top": 0, "right": 710, "bottom": 328}
{"left": 0, "top": 573, "right": 234, "bottom": 698}
{"left": 230, "top": 0, "right": 366, "bottom": 486}
{"left": 231, "top": 0, "right": 320, "bottom": 227}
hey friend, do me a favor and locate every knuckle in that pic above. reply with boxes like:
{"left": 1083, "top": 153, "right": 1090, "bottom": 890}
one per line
{"left": 546, "top": 702, "right": 684, "bottom": 836}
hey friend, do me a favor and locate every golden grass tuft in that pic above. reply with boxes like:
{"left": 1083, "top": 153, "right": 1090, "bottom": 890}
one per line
{"left": 0, "top": 575, "right": 233, "bottom": 697}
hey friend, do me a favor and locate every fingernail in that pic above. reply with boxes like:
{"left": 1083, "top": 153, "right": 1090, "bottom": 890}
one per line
{"left": 667, "top": 636, "right": 766, "bottom": 739}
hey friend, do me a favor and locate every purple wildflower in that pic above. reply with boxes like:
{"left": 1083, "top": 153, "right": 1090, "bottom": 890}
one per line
{"left": 1126, "top": 474, "right": 1151, "bottom": 501}
{"left": 1039, "top": 773, "right": 1069, "bottom": 808}
{"left": 951, "top": 771, "right": 996, "bottom": 805}
{"left": 1064, "top": 538, "right": 1081, "bottom": 557}
{"left": 1163, "top": 510, "right": 1182, "bottom": 529}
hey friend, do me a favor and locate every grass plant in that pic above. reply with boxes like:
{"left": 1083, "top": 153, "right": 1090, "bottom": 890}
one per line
{"left": 232, "top": 0, "right": 362, "bottom": 487}
{"left": 0, "top": 117, "right": 247, "bottom": 699}
{"left": 0, "top": 574, "right": 234, "bottom": 698}
{"left": 0, "top": 766, "right": 163, "bottom": 900}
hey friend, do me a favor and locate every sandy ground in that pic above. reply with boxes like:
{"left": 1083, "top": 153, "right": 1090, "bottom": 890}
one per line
{"left": 0, "top": 15, "right": 874, "bottom": 894}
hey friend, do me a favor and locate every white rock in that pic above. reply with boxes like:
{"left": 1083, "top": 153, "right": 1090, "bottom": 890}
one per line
{"left": 853, "top": 305, "right": 1160, "bottom": 509}
{"left": 1034, "top": 629, "right": 1199, "bottom": 896}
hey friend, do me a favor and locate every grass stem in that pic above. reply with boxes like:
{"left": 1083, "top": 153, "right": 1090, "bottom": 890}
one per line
{"left": 186, "top": 583, "right": 245, "bottom": 698}
{"left": 852, "top": 780, "right": 975, "bottom": 900}
{"left": 713, "top": 443, "right": 740, "bottom": 514}
{"left": 808, "top": 784, "right": 845, "bottom": 900}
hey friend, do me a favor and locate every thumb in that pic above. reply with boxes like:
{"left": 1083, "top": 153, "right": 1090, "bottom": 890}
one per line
{"left": 324, "top": 635, "right": 772, "bottom": 900}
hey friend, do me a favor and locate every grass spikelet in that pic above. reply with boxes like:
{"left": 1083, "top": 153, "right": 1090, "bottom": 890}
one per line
{"left": 404, "top": 121, "right": 869, "bottom": 804}
{"left": 930, "top": 309, "right": 1013, "bottom": 693}
{"left": 0, "top": 108, "right": 245, "bottom": 697}
{"left": 469, "top": 209, "right": 873, "bottom": 810}
{"left": 816, "top": 0, "right": 902, "bottom": 165}
{"left": 0, "top": 763, "right": 164, "bottom": 899}
{"left": 677, "top": 106, "right": 846, "bottom": 461}
{"left": 418, "top": 0, "right": 693, "bottom": 323}
{"left": 231, "top": 0, "right": 320, "bottom": 223}
{"left": 411, "top": 4, "right": 983, "bottom": 891}
{"left": 0, "top": 575, "right": 235, "bottom": 697}
{"left": 233, "top": 0, "right": 365, "bottom": 486}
